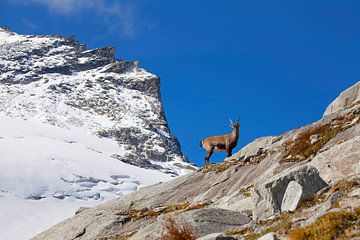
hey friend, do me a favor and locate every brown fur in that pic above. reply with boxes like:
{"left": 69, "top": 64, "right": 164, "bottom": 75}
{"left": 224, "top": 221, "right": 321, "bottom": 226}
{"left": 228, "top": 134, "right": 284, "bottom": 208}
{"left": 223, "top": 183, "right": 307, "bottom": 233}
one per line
{"left": 200, "top": 117, "right": 240, "bottom": 165}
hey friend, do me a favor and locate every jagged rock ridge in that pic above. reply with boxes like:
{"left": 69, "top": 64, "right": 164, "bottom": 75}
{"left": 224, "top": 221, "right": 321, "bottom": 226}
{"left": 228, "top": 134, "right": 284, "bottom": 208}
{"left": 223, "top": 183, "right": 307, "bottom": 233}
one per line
{"left": 0, "top": 27, "right": 194, "bottom": 174}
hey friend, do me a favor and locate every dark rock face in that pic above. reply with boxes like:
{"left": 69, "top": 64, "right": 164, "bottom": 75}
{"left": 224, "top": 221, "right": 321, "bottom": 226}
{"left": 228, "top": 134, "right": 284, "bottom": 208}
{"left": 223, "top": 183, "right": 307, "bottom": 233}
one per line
{"left": 0, "top": 28, "right": 194, "bottom": 175}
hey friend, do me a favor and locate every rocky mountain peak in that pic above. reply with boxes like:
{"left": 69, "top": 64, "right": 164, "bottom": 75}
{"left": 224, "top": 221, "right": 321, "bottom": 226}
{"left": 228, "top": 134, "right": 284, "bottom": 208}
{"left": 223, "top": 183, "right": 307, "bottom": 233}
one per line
{"left": 0, "top": 28, "right": 197, "bottom": 239}
{"left": 0, "top": 28, "right": 195, "bottom": 174}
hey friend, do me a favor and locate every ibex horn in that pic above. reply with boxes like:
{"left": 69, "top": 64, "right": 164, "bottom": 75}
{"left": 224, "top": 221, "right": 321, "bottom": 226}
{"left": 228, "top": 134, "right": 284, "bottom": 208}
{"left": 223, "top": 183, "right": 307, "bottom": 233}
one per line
{"left": 236, "top": 116, "right": 240, "bottom": 124}
{"left": 229, "top": 118, "right": 234, "bottom": 125}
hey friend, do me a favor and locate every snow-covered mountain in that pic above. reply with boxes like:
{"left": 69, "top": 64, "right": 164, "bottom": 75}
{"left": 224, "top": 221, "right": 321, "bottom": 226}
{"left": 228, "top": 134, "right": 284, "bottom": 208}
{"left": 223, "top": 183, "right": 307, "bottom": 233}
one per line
{"left": 0, "top": 28, "right": 195, "bottom": 239}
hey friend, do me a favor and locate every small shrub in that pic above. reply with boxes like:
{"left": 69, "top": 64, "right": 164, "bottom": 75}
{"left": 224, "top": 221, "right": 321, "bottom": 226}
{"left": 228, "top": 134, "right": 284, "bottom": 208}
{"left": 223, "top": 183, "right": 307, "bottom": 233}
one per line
{"left": 159, "top": 216, "right": 197, "bottom": 240}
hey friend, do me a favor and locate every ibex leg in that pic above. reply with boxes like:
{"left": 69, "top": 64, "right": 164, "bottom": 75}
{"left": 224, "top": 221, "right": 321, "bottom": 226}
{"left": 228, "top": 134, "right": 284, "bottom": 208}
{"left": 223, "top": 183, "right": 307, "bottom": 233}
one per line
{"left": 226, "top": 147, "right": 232, "bottom": 157}
{"left": 205, "top": 150, "right": 213, "bottom": 165}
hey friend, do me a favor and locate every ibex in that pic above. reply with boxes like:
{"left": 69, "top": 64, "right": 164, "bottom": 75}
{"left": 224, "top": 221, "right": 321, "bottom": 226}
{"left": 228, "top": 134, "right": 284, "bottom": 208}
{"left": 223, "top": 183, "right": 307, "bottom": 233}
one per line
{"left": 200, "top": 117, "right": 240, "bottom": 165}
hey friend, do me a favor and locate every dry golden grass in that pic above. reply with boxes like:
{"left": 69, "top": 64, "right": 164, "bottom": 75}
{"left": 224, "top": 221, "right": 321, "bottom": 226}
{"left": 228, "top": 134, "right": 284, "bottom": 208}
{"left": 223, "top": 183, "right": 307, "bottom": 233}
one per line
{"left": 224, "top": 227, "right": 263, "bottom": 240}
{"left": 100, "top": 231, "right": 137, "bottom": 240}
{"left": 239, "top": 185, "right": 254, "bottom": 198}
{"left": 264, "top": 213, "right": 293, "bottom": 235}
{"left": 200, "top": 152, "right": 268, "bottom": 174}
{"left": 159, "top": 216, "right": 197, "bottom": 240}
{"left": 282, "top": 123, "right": 336, "bottom": 162}
{"left": 185, "top": 203, "right": 207, "bottom": 211}
{"left": 200, "top": 160, "right": 240, "bottom": 173}
{"left": 125, "top": 202, "right": 205, "bottom": 221}
{"left": 254, "top": 212, "right": 294, "bottom": 238}
{"left": 297, "top": 194, "right": 327, "bottom": 210}
{"left": 225, "top": 227, "right": 254, "bottom": 236}
{"left": 283, "top": 112, "right": 360, "bottom": 163}
{"left": 288, "top": 208, "right": 360, "bottom": 240}
{"left": 332, "top": 179, "right": 360, "bottom": 195}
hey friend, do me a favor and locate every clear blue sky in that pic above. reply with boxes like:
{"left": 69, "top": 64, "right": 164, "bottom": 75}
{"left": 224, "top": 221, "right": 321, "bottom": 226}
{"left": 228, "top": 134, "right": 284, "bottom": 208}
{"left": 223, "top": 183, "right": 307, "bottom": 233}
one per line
{"left": 1, "top": 0, "right": 360, "bottom": 166}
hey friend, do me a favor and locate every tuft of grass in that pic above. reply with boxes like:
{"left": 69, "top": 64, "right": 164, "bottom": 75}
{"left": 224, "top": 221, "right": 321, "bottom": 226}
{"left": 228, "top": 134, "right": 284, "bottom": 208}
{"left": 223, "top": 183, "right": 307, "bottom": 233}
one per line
{"left": 332, "top": 179, "right": 360, "bottom": 195}
{"left": 297, "top": 194, "right": 327, "bottom": 210}
{"left": 185, "top": 203, "right": 206, "bottom": 211}
{"left": 159, "top": 216, "right": 197, "bottom": 240}
{"left": 225, "top": 227, "right": 254, "bottom": 236}
{"left": 200, "top": 149, "right": 269, "bottom": 174}
{"left": 162, "top": 203, "right": 191, "bottom": 214}
{"left": 288, "top": 209, "right": 360, "bottom": 240}
{"left": 264, "top": 213, "right": 293, "bottom": 235}
{"left": 239, "top": 185, "right": 254, "bottom": 198}
{"left": 201, "top": 160, "right": 240, "bottom": 173}
{"left": 224, "top": 227, "right": 263, "bottom": 240}
{"left": 283, "top": 113, "right": 360, "bottom": 162}
{"left": 256, "top": 213, "right": 294, "bottom": 237}
{"left": 124, "top": 202, "right": 205, "bottom": 221}
{"left": 244, "top": 234, "right": 262, "bottom": 240}
{"left": 100, "top": 231, "right": 137, "bottom": 240}
{"left": 244, "top": 149, "right": 268, "bottom": 165}
{"left": 282, "top": 123, "right": 335, "bottom": 162}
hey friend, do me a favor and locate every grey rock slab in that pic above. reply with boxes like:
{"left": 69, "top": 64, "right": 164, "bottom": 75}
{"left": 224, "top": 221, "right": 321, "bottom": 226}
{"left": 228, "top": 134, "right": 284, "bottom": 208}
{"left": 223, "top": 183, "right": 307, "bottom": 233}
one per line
{"left": 252, "top": 165, "right": 328, "bottom": 221}
{"left": 214, "top": 195, "right": 253, "bottom": 213}
{"left": 177, "top": 208, "right": 250, "bottom": 238}
{"left": 129, "top": 220, "right": 164, "bottom": 240}
{"left": 179, "top": 208, "right": 250, "bottom": 236}
{"left": 281, "top": 181, "right": 303, "bottom": 212}
{"left": 131, "top": 208, "right": 249, "bottom": 240}
{"left": 232, "top": 136, "right": 282, "bottom": 162}
{"left": 309, "top": 135, "right": 360, "bottom": 184}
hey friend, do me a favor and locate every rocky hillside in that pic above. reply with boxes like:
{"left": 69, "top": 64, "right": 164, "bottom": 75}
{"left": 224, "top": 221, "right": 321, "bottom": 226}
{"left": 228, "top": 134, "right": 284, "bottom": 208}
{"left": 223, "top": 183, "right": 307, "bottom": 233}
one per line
{"left": 34, "top": 81, "right": 360, "bottom": 240}
{"left": 0, "top": 27, "right": 194, "bottom": 174}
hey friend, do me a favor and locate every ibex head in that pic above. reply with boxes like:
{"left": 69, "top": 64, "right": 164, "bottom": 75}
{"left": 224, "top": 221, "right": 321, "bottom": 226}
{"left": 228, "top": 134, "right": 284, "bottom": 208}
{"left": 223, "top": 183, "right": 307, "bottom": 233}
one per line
{"left": 229, "top": 116, "right": 240, "bottom": 130}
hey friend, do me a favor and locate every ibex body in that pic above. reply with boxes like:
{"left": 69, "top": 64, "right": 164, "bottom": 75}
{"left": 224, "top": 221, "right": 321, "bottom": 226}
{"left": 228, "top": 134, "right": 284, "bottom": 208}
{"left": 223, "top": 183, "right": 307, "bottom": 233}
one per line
{"left": 200, "top": 117, "right": 240, "bottom": 165}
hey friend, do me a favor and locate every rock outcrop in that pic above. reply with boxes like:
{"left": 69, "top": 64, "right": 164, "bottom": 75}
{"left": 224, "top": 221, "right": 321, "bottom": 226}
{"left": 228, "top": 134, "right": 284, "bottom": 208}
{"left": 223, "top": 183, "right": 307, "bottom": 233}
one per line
{"left": 251, "top": 165, "right": 328, "bottom": 221}
{"left": 324, "top": 81, "right": 360, "bottom": 116}
{"left": 33, "top": 77, "right": 360, "bottom": 238}
{"left": 132, "top": 208, "right": 250, "bottom": 239}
